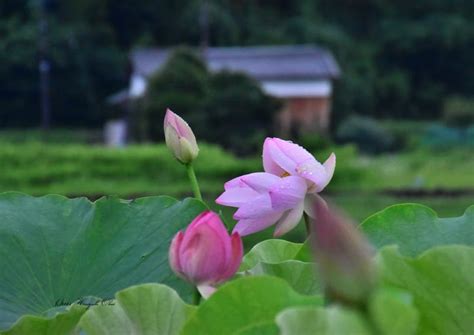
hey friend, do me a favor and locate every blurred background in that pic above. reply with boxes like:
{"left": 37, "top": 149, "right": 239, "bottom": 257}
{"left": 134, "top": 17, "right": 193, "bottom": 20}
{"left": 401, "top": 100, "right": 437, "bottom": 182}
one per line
{"left": 1, "top": 0, "right": 473, "bottom": 239}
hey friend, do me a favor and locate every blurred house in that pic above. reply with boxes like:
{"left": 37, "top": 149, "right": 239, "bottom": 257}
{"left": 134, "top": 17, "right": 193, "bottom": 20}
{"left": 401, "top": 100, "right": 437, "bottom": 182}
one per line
{"left": 109, "top": 45, "right": 340, "bottom": 138}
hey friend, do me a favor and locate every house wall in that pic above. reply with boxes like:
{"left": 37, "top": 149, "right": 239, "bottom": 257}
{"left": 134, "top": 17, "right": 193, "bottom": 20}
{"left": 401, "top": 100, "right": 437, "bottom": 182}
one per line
{"left": 277, "top": 96, "right": 331, "bottom": 137}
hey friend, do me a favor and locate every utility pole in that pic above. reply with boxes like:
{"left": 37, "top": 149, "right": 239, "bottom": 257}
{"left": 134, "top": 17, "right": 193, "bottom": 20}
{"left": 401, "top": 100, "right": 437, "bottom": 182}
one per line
{"left": 199, "top": 0, "right": 210, "bottom": 56}
{"left": 38, "top": 0, "right": 51, "bottom": 130}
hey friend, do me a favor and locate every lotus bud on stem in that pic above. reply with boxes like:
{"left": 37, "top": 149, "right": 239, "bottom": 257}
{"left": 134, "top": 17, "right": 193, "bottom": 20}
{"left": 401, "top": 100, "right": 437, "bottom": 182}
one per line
{"left": 311, "top": 196, "right": 376, "bottom": 309}
{"left": 164, "top": 108, "right": 202, "bottom": 200}
{"left": 164, "top": 109, "right": 199, "bottom": 165}
{"left": 169, "top": 211, "right": 243, "bottom": 303}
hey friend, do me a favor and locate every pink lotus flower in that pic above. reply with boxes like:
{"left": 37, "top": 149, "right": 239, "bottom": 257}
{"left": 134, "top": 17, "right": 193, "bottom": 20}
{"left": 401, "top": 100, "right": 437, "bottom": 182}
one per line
{"left": 216, "top": 137, "right": 336, "bottom": 236}
{"left": 169, "top": 211, "right": 243, "bottom": 297}
{"left": 164, "top": 109, "right": 199, "bottom": 164}
{"left": 263, "top": 137, "right": 335, "bottom": 192}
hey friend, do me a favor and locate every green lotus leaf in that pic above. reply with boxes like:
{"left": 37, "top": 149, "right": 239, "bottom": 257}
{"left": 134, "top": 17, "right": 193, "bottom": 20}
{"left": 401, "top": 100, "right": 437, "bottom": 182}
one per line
{"left": 378, "top": 245, "right": 474, "bottom": 334}
{"left": 240, "top": 239, "right": 305, "bottom": 270}
{"left": 0, "top": 193, "right": 206, "bottom": 332}
{"left": 276, "top": 306, "right": 371, "bottom": 335}
{"left": 361, "top": 204, "right": 474, "bottom": 256}
{"left": 368, "top": 288, "right": 419, "bottom": 335}
{"left": 1, "top": 305, "right": 86, "bottom": 335}
{"left": 80, "top": 283, "right": 195, "bottom": 335}
{"left": 240, "top": 239, "right": 319, "bottom": 295}
{"left": 180, "top": 276, "right": 322, "bottom": 335}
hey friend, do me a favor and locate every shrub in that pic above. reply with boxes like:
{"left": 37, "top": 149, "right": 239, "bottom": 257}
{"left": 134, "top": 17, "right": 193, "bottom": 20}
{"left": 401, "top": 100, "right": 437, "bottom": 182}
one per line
{"left": 420, "top": 124, "right": 474, "bottom": 150}
{"left": 443, "top": 96, "right": 474, "bottom": 127}
{"left": 336, "top": 116, "right": 395, "bottom": 154}
{"left": 298, "top": 134, "right": 333, "bottom": 153}
{"left": 379, "top": 120, "right": 434, "bottom": 150}
{"left": 142, "top": 47, "right": 209, "bottom": 141}
{"left": 205, "top": 71, "right": 280, "bottom": 155}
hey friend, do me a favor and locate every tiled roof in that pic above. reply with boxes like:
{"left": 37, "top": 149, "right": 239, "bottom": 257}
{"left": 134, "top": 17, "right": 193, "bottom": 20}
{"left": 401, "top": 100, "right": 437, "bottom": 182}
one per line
{"left": 131, "top": 45, "right": 341, "bottom": 80}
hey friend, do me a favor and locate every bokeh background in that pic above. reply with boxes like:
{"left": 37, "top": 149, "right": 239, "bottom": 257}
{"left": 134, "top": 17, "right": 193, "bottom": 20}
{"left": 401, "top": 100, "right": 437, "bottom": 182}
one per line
{"left": 1, "top": 1, "right": 473, "bottom": 243}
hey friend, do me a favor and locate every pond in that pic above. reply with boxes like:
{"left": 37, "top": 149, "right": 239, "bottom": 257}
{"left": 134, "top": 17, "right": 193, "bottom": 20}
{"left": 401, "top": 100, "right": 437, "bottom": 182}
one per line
{"left": 329, "top": 193, "right": 474, "bottom": 222}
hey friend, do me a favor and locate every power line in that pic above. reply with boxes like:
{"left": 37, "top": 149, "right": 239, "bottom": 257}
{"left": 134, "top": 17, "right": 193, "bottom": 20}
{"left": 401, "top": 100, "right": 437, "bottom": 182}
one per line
{"left": 38, "top": 0, "right": 51, "bottom": 130}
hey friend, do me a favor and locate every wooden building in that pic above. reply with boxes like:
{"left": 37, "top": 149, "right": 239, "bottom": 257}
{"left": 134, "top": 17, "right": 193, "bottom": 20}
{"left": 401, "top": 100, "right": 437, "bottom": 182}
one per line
{"left": 115, "top": 45, "right": 340, "bottom": 136}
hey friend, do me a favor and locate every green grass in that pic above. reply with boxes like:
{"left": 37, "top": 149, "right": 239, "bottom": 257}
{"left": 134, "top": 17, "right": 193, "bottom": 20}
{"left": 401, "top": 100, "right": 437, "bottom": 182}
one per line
{"left": 0, "top": 141, "right": 260, "bottom": 197}
{"left": 0, "top": 141, "right": 365, "bottom": 197}
{"left": 353, "top": 149, "right": 474, "bottom": 191}
{"left": 0, "top": 141, "right": 473, "bottom": 197}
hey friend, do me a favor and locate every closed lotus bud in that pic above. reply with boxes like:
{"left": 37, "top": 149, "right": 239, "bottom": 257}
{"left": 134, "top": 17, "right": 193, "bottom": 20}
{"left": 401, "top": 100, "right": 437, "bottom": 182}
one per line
{"left": 169, "top": 211, "right": 243, "bottom": 297}
{"left": 311, "top": 197, "right": 375, "bottom": 306}
{"left": 164, "top": 109, "right": 199, "bottom": 164}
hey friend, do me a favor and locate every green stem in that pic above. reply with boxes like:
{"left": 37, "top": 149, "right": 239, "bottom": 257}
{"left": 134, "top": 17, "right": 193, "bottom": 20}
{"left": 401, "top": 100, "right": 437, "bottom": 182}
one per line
{"left": 303, "top": 212, "right": 311, "bottom": 236}
{"left": 192, "top": 287, "right": 201, "bottom": 305}
{"left": 186, "top": 163, "right": 202, "bottom": 201}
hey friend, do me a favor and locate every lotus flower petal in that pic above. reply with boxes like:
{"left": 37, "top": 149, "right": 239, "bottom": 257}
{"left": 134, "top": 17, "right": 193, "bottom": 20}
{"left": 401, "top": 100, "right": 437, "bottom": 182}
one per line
{"left": 263, "top": 137, "right": 315, "bottom": 176}
{"left": 274, "top": 202, "right": 305, "bottom": 237}
{"left": 269, "top": 176, "right": 307, "bottom": 211}
{"left": 233, "top": 193, "right": 274, "bottom": 220}
{"left": 232, "top": 212, "right": 283, "bottom": 236}
{"left": 225, "top": 172, "right": 280, "bottom": 192}
{"left": 297, "top": 153, "right": 336, "bottom": 192}
{"left": 216, "top": 187, "right": 260, "bottom": 207}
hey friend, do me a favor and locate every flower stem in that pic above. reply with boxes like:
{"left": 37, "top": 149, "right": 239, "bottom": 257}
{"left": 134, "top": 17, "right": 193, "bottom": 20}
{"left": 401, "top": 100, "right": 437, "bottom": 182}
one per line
{"left": 303, "top": 212, "right": 311, "bottom": 236}
{"left": 186, "top": 163, "right": 202, "bottom": 201}
{"left": 193, "top": 287, "right": 201, "bottom": 305}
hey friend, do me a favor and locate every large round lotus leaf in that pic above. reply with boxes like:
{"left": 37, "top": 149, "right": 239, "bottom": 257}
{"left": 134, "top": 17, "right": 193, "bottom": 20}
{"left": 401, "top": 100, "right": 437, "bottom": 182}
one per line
{"left": 80, "top": 283, "right": 196, "bottom": 335}
{"left": 276, "top": 306, "right": 371, "bottom": 335}
{"left": 361, "top": 204, "right": 474, "bottom": 256}
{"left": 180, "top": 276, "right": 322, "bottom": 335}
{"left": 378, "top": 246, "right": 474, "bottom": 334}
{"left": 0, "top": 193, "right": 206, "bottom": 331}
{"left": 240, "top": 239, "right": 320, "bottom": 295}
{"left": 1, "top": 305, "right": 87, "bottom": 335}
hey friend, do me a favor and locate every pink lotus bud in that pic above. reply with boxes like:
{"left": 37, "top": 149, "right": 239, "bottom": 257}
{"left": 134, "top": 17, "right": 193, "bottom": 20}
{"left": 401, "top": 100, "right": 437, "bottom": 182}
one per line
{"left": 169, "top": 211, "right": 243, "bottom": 297}
{"left": 311, "top": 197, "right": 375, "bottom": 305}
{"left": 164, "top": 109, "right": 199, "bottom": 164}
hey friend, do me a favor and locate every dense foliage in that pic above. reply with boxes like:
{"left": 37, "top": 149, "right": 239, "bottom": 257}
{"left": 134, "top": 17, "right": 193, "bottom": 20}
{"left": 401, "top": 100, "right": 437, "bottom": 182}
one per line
{"left": 443, "top": 96, "right": 474, "bottom": 127}
{"left": 0, "top": 9, "right": 127, "bottom": 127}
{"left": 2, "top": 0, "right": 474, "bottom": 127}
{"left": 0, "top": 194, "right": 472, "bottom": 334}
{"left": 335, "top": 116, "right": 396, "bottom": 154}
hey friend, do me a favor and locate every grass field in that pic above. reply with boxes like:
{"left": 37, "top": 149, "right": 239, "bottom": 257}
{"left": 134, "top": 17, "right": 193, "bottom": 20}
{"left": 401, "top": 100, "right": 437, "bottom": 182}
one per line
{"left": 0, "top": 141, "right": 472, "bottom": 196}
{"left": 0, "top": 142, "right": 257, "bottom": 196}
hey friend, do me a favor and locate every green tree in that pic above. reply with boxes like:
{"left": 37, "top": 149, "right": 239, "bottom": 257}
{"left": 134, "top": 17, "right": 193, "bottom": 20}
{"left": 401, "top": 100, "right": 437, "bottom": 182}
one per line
{"left": 0, "top": 3, "right": 127, "bottom": 128}
{"left": 206, "top": 71, "right": 280, "bottom": 154}
{"left": 0, "top": 18, "right": 39, "bottom": 127}
{"left": 3, "top": 0, "right": 474, "bottom": 128}
{"left": 142, "top": 48, "right": 209, "bottom": 141}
